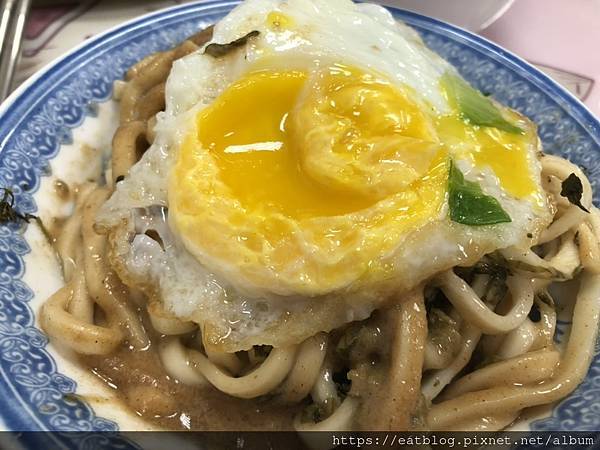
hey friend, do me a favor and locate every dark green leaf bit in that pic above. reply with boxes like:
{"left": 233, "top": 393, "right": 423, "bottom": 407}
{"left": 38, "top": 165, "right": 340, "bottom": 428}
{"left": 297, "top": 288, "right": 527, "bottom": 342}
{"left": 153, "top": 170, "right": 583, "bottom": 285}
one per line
{"left": 204, "top": 30, "right": 260, "bottom": 58}
{"left": 0, "top": 188, "right": 51, "bottom": 241}
{"left": 442, "top": 73, "right": 523, "bottom": 134}
{"left": 448, "top": 162, "right": 512, "bottom": 226}
{"left": 560, "top": 173, "right": 590, "bottom": 213}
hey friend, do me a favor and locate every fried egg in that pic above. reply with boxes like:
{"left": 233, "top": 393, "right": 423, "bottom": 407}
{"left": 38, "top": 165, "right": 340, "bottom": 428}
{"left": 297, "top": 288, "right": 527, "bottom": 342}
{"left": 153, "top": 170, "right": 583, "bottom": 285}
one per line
{"left": 97, "top": 0, "right": 552, "bottom": 351}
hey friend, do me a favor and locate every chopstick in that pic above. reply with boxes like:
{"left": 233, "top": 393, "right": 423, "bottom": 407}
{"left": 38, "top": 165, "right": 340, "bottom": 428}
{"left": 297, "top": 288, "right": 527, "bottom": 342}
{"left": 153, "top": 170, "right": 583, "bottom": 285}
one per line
{"left": 0, "top": 0, "right": 31, "bottom": 103}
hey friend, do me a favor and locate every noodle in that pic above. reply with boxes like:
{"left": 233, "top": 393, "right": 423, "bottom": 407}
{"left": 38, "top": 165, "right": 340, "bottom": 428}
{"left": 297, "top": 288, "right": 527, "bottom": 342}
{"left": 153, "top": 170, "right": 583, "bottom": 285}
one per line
{"left": 187, "top": 346, "right": 298, "bottom": 399}
{"left": 421, "top": 323, "right": 481, "bottom": 403}
{"left": 428, "top": 273, "right": 600, "bottom": 430}
{"left": 120, "top": 40, "right": 204, "bottom": 123}
{"left": 158, "top": 336, "right": 209, "bottom": 386}
{"left": 136, "top": 83, "right": 166, "bottom": 121}
{"left": 36, "top": 21, "right": 600, "bottom": 435}
{"left": 41, "top": 287, "right": 123, "bottom": 355}
{"left": 54, "top": 183, "right": 95, "bottom": 281}
{"left": 279, "top": 333, "right": 328, "bottom": 403}
{"left": 111, "top": 121, "right": 147, "bottom": 184}
{"left": 201, "top": 331, "right": 244, "bottom": 375}
{"left": 439, "top": 349, "right": 560, "bottom": 400}
{"left": 578, "top": 209, "right": 600, "bottom": 273}
{"left": 354, "top": 292, "right": 427, "bottom": 431}
{"left": 311, "top": 365, "right": 340, "bottom": 406}
{"left": 434, "top": 271, "right": 533, "bottom": 334}
{"left": 81, "top": 188, "right": 148, "bottom": 349}
{"left": 40, "top": 186, "right": 129, "bottom": 355}
{"left": 446, "top": 411, "right": 520, "bottom": 432}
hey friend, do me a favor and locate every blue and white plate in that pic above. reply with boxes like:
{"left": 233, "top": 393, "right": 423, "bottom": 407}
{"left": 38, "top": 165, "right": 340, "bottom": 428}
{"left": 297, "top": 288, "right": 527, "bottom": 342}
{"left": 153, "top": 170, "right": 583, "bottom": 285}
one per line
{"left": 0, "top": 0, "right": 599, "bottom": 442}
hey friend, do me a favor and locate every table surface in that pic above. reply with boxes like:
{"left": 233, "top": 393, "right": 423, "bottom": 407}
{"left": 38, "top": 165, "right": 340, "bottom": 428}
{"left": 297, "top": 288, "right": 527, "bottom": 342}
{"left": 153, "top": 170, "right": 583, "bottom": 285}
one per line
{"left": 14, "top": 0, "right": 600, "bottom": 117}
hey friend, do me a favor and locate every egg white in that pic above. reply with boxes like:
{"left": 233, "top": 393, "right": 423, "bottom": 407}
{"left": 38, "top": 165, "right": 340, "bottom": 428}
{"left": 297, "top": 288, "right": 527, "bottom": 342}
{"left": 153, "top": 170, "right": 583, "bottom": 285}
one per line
{"left": 97, "top": 0, "right": 551, "bottom": 351}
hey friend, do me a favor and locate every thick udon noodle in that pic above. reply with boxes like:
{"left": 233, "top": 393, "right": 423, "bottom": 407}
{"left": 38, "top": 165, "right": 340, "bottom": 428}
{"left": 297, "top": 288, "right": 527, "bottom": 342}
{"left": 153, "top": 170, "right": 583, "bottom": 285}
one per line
{"left": 39, "top": 28, "right": 600, "bottom": 432}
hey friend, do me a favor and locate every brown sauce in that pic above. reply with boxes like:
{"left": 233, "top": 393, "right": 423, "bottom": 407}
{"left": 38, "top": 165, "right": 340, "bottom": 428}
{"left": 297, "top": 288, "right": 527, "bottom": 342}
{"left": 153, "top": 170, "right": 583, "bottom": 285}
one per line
{"left": 53, "top": 179, "right": 70, "bottom": 201}
{"left": 80, "top": 342, "right": 302, "bottom": 432}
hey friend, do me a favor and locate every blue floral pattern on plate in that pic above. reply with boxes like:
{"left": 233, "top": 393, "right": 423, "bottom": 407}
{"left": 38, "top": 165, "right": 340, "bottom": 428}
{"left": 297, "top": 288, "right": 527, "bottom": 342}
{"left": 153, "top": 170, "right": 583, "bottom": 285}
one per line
{"left": 0, "top": 1, "right": 598, "bottom": 441}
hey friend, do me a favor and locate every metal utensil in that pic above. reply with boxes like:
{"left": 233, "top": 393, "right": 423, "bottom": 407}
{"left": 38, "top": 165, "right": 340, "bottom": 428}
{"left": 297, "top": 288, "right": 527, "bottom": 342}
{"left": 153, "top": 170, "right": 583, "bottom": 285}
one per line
{"left": 0, "top": 0, "right": 31, "bottom": 103}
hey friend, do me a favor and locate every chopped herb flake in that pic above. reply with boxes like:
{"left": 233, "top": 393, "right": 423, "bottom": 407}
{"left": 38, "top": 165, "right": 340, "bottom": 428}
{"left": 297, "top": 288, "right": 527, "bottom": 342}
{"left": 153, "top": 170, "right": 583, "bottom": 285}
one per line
{"left": 442, "top": 72, "right": 523, "bottom": 134}
{"left": 560, "top": 173, "right": 589, "bottom": 213}
{"left": 0, "top": 188, "right": 51, "bottom": 242}
{"left": 204, "top": 30, "right": 260, "bottom": 58}
{"left": 448, "top": 162, "right": 512, "bottom": 226}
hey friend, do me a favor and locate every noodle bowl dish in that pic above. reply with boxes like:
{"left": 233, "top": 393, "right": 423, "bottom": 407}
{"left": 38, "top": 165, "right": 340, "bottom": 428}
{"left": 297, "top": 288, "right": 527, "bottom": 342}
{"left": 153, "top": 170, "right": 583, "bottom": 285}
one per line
{"left": 1, "top": 0, "right": 600, "bottom": 443}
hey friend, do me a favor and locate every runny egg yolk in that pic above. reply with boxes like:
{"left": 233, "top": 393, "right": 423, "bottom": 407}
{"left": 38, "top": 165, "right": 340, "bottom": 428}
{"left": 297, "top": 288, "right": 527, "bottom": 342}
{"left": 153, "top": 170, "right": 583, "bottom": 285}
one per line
{"left": 169, "top": 64, "right": 542, "bottom": 295}
{"left": 195, "top": 65, "right": 441, "bottom": 219}
{"left": 171, "top": 65, "right": 447, "bottom": 294}
{"left": 436, "top": 115, "right": 537, "bottom": 200}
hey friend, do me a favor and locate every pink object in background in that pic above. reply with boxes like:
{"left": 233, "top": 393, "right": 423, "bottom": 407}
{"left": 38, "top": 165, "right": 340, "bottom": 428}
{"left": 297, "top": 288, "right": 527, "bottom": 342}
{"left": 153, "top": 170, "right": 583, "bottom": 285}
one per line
{"left": 482, "top": 0, "right": 600, "bottom": 117}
